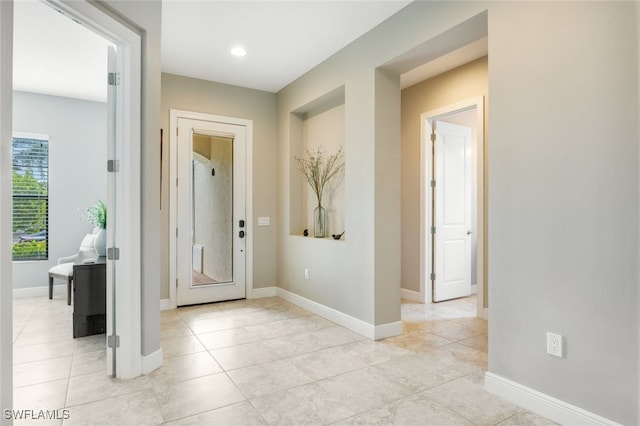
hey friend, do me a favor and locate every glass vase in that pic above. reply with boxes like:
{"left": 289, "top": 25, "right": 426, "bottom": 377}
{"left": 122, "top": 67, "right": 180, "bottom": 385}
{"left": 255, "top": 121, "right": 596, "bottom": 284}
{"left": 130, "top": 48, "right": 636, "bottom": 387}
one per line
{"left": 314, "top": 205, "right": 327, "bottom": 238}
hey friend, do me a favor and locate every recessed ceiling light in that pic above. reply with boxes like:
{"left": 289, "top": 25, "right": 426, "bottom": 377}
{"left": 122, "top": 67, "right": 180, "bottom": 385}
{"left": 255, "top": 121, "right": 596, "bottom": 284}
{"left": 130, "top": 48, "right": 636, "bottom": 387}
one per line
{"left": 230, "top": 46, "right": 247, "bottom": 57}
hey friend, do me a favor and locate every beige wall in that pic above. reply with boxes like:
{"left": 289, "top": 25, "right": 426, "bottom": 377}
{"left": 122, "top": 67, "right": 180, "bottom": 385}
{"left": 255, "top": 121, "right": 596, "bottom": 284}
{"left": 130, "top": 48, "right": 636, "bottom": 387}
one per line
{"left": 161, "top": 73, "right": 277, "bottom": 299}
{"left": 277, "top": 2, "right": 638, "bottom": 423}
{"left": 400, "top": 56, "right": 488, "bottom": 305}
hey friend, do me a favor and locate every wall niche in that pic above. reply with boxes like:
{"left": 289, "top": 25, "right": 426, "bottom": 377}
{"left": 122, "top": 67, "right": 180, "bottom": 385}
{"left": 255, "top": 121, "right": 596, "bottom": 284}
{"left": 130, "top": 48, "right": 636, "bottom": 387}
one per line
{"left": 289, "top": 86, "right": 345, "bottom": 240}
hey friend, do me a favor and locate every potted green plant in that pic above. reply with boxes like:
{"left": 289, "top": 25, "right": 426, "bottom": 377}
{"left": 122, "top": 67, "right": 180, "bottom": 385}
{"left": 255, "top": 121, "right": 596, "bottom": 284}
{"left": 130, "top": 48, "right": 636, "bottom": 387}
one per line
{"left": 296, "top": 146, "right": 344, "bottom": 237}
{"left": 87, "top": 200, "right": 107, "bottom": 256}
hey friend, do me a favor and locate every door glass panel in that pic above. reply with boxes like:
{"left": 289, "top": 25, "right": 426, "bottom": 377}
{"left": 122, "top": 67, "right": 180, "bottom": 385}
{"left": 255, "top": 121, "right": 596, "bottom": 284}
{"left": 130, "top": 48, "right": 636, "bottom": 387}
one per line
{"left": 191, "top": 134, "right": 233, "bottom": 286}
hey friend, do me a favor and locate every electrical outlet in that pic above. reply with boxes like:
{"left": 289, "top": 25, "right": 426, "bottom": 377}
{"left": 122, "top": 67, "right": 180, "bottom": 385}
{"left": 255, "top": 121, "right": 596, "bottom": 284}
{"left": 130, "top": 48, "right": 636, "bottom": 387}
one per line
{"left": 546, "top": 332, "right": 563, "bottom": 358}
{"left": 304, "top": 268, "right": 309, "bottom": 280}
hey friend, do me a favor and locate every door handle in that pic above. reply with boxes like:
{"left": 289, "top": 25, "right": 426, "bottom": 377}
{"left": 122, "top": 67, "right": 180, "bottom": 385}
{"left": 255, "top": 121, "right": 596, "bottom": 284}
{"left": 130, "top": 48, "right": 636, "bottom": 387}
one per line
{"left": 467, "top": 230, "right": 472, "bottom": 235}
{"left": 239, "top": 230, "right": 245, "bottom": 238}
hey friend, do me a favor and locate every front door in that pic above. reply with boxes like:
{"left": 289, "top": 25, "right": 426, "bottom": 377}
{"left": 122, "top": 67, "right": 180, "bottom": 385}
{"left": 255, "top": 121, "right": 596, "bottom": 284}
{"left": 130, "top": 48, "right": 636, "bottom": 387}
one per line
{"left": 176, "top": 117, "right": 246, "bottom": 305}
{"left": 432, "top": 120, "right": 472, "bottom": 302}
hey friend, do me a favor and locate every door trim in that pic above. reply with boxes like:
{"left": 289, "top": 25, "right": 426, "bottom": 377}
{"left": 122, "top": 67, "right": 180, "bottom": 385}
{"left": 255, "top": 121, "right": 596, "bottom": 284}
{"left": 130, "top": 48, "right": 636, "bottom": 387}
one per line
{"left": 45, "top": 0, "right": 143, "bottom": 378}
{"left": 169, "top": 110, "right": 253, "bottom": 309}
{"left": 419, "top": 96, "right": 486, "bottom": 319}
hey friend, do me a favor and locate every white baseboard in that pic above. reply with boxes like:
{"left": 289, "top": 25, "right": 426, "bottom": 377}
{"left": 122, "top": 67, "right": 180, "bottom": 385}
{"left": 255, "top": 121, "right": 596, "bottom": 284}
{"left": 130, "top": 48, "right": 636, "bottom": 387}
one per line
{"left": 479, "top": 307, "right": 488, "bottom": 320}
{"left": 485, "top": 372, "right": 622, "bottom": 426}
{"left": 276, "top": 288, "right": 402, "bottom": 340}
{"left": 13, "top": 285, "right": 49, "bottom": 298}
{"left": 400, "top": 288, "right": 422, "bottom": 302}
{"left": 141, "top": 348, "right": 163, "bottom": 375}
{"left": 249, "top": 286, "right": 277, "bottom": 299}
{"left": 160, "top": 298, "right": 173, "bottom": 311}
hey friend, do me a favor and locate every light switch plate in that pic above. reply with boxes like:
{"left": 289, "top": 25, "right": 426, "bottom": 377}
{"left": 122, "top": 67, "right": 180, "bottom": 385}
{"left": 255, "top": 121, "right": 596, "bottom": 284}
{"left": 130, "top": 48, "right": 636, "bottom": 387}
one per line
{"left": 258, "top": 216, "right": 270, "bottom": 226}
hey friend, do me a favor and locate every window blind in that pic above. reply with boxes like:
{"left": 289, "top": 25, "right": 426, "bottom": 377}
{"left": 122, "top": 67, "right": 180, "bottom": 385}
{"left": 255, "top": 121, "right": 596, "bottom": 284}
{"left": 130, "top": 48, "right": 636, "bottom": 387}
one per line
{"left": 12, "top": 136, "right": 49, "bottom": 261}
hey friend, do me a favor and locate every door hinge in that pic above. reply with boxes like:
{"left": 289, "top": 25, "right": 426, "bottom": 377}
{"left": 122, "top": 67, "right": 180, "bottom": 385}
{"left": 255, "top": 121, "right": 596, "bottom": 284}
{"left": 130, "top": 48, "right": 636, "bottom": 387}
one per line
{"left": 108, "top": 72, "right": 120, "bottom": 86}
{"left": 176, "top": 228, "right": 178, "bottom": 237}
{"left": 430, "top": 180, "right": 436, "bottom": 188}
{"left": 430, "top": 272, "right": 436, "bottom": 281}
{"left": 431, "top": 132, "right": 436, "bottom": 142}
{"left": 107, "top": 334, "right": 120, "bottom": 348}
{"left": 107, "top": 159, "right": 119, "bottom": 172}
{"left": 176, "top": 279, "right": 178, "bottom": 288}
{"left": 430, "top": 226, "right": 436, "bottom": 235}
{"left": 107, "top": 247, "right": 120, "bottom": 260}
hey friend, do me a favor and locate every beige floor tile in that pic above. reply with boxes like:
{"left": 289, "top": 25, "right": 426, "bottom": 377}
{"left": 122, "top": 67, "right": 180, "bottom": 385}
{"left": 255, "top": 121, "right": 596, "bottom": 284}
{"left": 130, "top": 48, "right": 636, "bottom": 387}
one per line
{"left": 196, "top": 327, "right": 260, "bottom": 350}
{"left": 13, "top": 378, "right": 69, "bottom": 411}
{"left": 73, "top": 334, "right": 106, "bottom": 355}
{"left": 335, "top": 392, "right": 473, "bottom": 426}
{"left": 66, "top": 371, "right": 153, "bottom": 407}
{"left": 261, "top": 325, "right": 363, "bottom": 358}
{"left": 64, "top": 389, "right": 163, "bottom": 426}
{"left": 373, "top": 354, "right": 471, "bottom": 392}
{"left": 427, "top": 342, "right": 488, "bottom": 374}
{"left": 160, "top": 335, "right": 207, "bottom": 358}
{"left": 210, "top": 341, "right": 282, "bottom": 371}
{"left": 244, "top": 315, "right": 333, "bottom": 340}
{"left": 160, "top": 321, "right": 193, "bottom": 341}
{"left": 13, "top": 356, "right": 73, "bottom": 388}
{"left": 154, "top": 373, "right": 245, "bottom": 422}
{"left": 175, "top": 305, "right": 227, "bottom": 323}
{"left": 187, "top": 315, "right": 244, "bottom": 334}
{"left": 22, "top": 316, "right": 72, "bottom": 333}
{"left": 423, "top": 374, "right": 523, "bottom": 424}
{"left": 339, "top": 339, "right": 413, "bottom": 366}
{"left": 163, "top": 401, "right": 266, "bottom": 426}
{"left": 498, "top": 411, "right": 559, "bottom": 426}
{"left": 383, "top": 330, "right": 453, "bottom": 352}
{"left": 70, "top": 348, "right": 106, "bottom": 377}
{"left": 288, "top": 344, "right": 369, "bottom": 381}
{"left": 13, "top": 326, "right": 72, "bottom": 347}
{"left": 13, "top": 340, "right": 76, "bottom": 365}
{"left": 149, "top": 351, "right": 222, "bottom": 389}
{"left": 226, "top": 359, "right": 314, "bottom": 399}
{"left": 250, "top": 382, "right": 357, "bottom": 425}
{"left": 316, "top": 367, "right": 414, "bottom": 414}
{"left": 458, "top": 333, "right": 488, "bottom": 353}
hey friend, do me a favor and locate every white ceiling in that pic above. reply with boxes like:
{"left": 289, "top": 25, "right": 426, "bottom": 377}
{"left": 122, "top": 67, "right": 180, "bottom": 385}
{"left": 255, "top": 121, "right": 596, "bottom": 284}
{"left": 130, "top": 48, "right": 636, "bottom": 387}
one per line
{"left": 12, "top": 1, "right": 487, "bottom": 102}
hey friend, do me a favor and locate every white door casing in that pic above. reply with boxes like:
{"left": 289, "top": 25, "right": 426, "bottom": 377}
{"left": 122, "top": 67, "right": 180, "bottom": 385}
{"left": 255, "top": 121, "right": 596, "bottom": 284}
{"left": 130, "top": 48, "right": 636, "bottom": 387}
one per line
{"left": 432, "top": 120, "right": 472, "bottom": 302}
{"left": 46, "top": 0, "right": 143, "bottom": 378}
{"left": 169, "top": 110, "right": 253, "bottom": 307}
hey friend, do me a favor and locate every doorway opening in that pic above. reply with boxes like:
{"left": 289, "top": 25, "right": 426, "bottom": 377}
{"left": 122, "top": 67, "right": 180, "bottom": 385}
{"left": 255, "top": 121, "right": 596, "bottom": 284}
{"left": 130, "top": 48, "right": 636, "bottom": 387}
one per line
{"left": 9, "top": 0, "right": 143, "bottom": 387}
{"left": 421, "top": 97, "right": 485, "bottom": 318}
{"left": 169, "top": 110, "right": 253, "bottom": 308}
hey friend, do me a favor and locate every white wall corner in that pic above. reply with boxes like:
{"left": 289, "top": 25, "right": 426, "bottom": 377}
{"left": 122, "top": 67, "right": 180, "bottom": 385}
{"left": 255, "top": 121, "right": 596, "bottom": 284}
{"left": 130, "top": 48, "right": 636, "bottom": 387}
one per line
{"left": 141, "top": 348, "right": 163, "bottom": 375}
{"left": 248, "top": 286, "right": 277, "bottom": 299}
{"left": 484, "top": 372, "right": 623, "bottom": 426}
{"left": 276, "top": 288, "right": 401, "bottom": 340}
{"left": 400, "top": 287, "right": 422, "bottom": 302}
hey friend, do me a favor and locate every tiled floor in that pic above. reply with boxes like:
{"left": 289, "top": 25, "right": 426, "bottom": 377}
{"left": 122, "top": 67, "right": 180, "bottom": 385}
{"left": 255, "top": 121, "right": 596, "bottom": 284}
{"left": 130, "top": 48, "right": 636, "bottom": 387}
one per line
{"left": 12, "top": 289, "right": 556, "bottom": 425}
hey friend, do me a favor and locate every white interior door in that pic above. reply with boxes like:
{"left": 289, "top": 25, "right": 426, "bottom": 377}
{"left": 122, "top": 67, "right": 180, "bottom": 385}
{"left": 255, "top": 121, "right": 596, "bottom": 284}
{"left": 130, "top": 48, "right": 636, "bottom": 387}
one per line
{"left": 433, "top": 120, "right": 472, "bottom": 302}
{"left": 176, "top": 118, "right": 246, "bottom": 305}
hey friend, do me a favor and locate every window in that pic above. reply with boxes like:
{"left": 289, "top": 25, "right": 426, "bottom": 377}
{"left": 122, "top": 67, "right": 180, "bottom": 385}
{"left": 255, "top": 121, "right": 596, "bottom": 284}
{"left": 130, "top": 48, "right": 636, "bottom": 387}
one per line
{"left": 12, "top": 134, "right": 49, "bottom": 261}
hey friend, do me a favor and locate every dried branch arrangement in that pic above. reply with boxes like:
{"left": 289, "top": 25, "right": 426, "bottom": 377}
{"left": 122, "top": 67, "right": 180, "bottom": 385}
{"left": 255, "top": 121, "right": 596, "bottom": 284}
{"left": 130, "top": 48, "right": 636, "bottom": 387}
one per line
{"left": 296, "top": 146, "right": 344, "bottom": 207}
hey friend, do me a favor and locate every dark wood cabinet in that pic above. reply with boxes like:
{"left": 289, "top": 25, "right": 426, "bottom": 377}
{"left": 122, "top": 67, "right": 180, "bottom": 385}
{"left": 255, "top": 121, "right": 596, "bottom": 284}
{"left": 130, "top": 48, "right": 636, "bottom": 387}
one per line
{"left": 73, "top": 257, "right": 106, "bottom": 338}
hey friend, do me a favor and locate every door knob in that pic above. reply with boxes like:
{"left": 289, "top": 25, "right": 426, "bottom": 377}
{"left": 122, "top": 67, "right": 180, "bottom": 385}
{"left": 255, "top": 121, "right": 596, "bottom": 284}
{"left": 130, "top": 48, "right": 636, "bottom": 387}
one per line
{"left": 467, "top": 230, "right": 472, "bottom": 235}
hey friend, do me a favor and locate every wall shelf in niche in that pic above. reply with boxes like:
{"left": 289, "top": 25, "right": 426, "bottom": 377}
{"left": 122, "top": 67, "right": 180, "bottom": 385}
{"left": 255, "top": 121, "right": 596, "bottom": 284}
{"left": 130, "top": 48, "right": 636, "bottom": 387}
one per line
{"left": 289, "top": 85, "right": 346, "bottom": 240}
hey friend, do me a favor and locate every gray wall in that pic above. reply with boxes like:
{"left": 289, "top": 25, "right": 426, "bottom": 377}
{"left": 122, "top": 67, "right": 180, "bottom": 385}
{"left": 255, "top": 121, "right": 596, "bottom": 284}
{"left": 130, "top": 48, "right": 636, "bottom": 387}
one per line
{"left": 12, "top": 91, "right": 106, "bottom": 289}
{"left": 161, "top": 73, "right": 278, "bottom": 299}
{"left": 277, "top": 1, "right": 638, "bottom": 424}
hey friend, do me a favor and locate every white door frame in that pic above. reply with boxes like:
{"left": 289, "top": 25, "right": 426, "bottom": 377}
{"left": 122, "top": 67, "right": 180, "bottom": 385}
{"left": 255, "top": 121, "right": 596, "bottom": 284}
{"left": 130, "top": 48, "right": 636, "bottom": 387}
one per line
{"left": 34, "top": 0, "right": 141, "bottom": 379}
{"left": 169, "top": 110, "right": 253, "bottom": 309}
{"left": 420, "top": 96, "right": 486, "bottom": 319}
